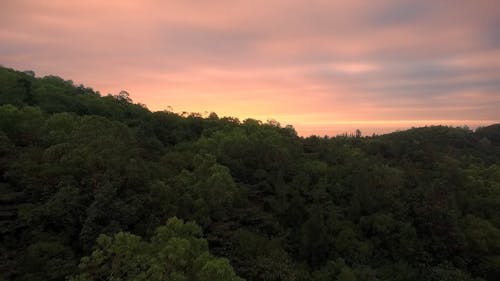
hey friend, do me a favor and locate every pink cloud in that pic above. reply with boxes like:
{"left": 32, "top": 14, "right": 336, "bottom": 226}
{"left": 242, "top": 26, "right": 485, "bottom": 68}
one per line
{"left": 1, "top": 0, "right": 499, "bottom": 135}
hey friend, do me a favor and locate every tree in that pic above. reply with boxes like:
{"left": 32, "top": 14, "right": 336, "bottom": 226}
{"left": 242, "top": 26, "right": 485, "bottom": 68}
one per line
{"left": 1, "top": 65, "right": 500, "bottom": 281}
{"left": 115, "top": 90, "right": 132, "bottom": 103}
{"left": 355, "top": 129, "right": 362, "bottom": 138}
{"left": 70, "top": 217, "right": 244, "bottom": 281}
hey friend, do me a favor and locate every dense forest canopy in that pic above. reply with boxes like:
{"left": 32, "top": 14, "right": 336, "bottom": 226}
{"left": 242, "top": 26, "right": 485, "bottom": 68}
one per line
{"left": 0, "top": 65, "right": 499, "bottom": 281}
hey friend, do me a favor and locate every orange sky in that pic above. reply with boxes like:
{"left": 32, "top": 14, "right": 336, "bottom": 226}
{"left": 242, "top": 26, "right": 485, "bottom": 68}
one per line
{"left": 1, "top": 0, "right": 499, "bottom": 136}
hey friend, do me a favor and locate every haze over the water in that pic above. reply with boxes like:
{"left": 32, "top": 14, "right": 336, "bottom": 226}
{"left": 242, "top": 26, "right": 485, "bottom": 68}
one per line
{"left": 1, "top": 0, "right": 499, "bottom": 136}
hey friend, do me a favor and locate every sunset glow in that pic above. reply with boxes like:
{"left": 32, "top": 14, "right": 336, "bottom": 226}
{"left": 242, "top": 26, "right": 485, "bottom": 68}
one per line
{"left": 1, "top": 0, "right": 499, "bottom": 135}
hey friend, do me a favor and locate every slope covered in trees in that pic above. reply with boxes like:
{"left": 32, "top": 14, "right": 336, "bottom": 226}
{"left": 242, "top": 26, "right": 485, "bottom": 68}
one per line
{"left": 0, "top": 65, "right": 499, "bottom": 281}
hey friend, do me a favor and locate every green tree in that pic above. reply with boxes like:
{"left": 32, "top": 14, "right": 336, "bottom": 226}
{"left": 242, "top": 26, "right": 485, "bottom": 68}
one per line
{"left": 70, "top": 217, "right": 244, "bottom": 281}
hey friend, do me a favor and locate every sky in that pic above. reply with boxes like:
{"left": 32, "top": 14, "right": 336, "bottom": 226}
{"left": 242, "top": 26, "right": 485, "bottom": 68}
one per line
{"left": 1, "top": 0, "right": 499, "bottom": 136}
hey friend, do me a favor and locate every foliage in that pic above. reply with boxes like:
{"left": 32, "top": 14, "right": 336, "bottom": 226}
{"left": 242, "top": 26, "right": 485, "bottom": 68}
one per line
{"left": 70, "top": 217, "right": 243, "bottom": 281}
{"left": 0, "top": 65, "right": 499, "bottom": 281}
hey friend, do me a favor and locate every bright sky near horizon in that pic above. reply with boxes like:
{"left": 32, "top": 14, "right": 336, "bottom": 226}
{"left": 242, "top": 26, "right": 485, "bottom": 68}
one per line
{"left": 1, "top": 0, "right": 499, "bottom": 136}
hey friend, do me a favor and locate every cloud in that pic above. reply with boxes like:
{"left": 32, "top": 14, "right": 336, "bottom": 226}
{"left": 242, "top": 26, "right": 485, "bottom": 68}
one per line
{"left": 1, "top": 0, "right": 499, "bottom": 135}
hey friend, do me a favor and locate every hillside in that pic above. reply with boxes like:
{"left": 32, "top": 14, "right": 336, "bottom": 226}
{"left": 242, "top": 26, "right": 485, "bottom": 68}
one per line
{"left": 0, "top": 66, "right": 499, "bottom": 281}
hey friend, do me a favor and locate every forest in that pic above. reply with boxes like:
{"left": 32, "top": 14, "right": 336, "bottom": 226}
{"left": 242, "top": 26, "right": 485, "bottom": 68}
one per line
{"left": 0, "top": 65, "right": 499, "bottom": 281}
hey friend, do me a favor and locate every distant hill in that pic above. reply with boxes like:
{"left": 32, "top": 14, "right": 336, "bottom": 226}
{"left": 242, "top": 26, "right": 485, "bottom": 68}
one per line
{"left": 1, "top": 65, "right": 499, "bottom": 281}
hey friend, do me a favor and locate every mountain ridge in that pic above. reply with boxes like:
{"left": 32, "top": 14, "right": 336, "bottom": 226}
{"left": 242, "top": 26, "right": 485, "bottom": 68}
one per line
{"left": 1, "top": 65, "right": 499, "bottom": 281}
